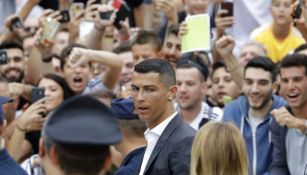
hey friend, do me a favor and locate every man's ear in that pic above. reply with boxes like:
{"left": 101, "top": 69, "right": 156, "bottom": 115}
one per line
{"left": 168, "top": 85, "right": 177, "bottom": 100}
{"left": 50, "top": 146, "right": 60, "bottom": 165}
{"left": 39, "top": 138, "right": 45, "bottom": 158}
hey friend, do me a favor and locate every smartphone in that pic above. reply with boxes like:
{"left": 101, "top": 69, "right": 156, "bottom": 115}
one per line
{"left": 31, "top": 88, "right": 45, "bottom": 103}
{"left": 70, "top": 3, "right": 84, "bottom": 19}
{"left": 11, "top": 17, "right": 24, "bottom": 29}
{"left": 100, "top": 10, "right": 114, "bottom": 20}
{"left": 292, "top": 0, "right": 302, "bottom": 20}
{"left": 113, "top": 1, "right": 131, "bottom": 30}
{"left": 221, "top": 1, "right": 233, "bottom": 17}
{"left": 0, "top": 50, "right": 8, "bottom": 65}
{"left": 39, "top": 18, "right": 60, "bottom": 46}
{"left": 59, "top": 10, "right": 70, "bottom": 23}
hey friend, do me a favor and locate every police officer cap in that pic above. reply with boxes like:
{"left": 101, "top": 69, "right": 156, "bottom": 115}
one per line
{"left": 45, "top": 95, "right": 121, "bottom": 145}
{"left": 111, "top": 97, "right": 139, "bottom": 120}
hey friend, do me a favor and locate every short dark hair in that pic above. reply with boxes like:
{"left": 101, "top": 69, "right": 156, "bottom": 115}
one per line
{"left": 44, "top": 136, "right": 110, "bottom": 175}
{"left": 134, "top": 59, "right": 176, "bottom": 87}
{"left": 60, "top": 44, "right": 87, "bottom": 70}
{"left": 294, "top": 43, "right": 307, "bottom": 53}
{"left": 176, "top": 56, "right": 209, "bottom": 81}
{"left": 113, "top": 43, "right": 132, "bottom": 54}
{"left": 119, "top": 120, "right": 147, "bottom": 138}
{"left": 211, "top": 62, "right": 226, "bottom": 78}
{"left": 132, "top": 30, "right": 162, "bottom": 52}
{"left": 167, "top": 25, "right": 179, "bottom": 37}
{"left": 0, "top": 40, "right": 24, "bottom": 51}
{"left": 244, "top": 56, "right": 277, "bottom": 82}
{"left": 280, "top": 53, "right": 307, "bottom": 75}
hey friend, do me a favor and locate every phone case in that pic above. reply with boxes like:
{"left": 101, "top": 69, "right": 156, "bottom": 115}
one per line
{"left": 0, "top": 50, "right": 8, "bottom": 65}
{"left": 39, "top": 18, "right": 60, "bottom": 46}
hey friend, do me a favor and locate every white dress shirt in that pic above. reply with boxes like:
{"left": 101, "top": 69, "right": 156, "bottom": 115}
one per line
{"left": 138, "top": 111, "right": 177, "bottom": 175}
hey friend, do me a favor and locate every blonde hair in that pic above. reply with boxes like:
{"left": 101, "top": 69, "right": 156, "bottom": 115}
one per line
{"left": 190, "top": 122, "right": 249, "bottom": 175}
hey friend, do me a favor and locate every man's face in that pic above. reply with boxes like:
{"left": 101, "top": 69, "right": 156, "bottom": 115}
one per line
{"left": 280, "top": 66, "right": 307, "bottom": 108}
{"left": 162, "top": 34, "right": 181, "bottom": 67}
{"left": 176, "top": 68, "right": 206, "bottom": 110}
{"left": 243, "top": 68, "right": 274, "bottom": 110}
{"left": 211, "top": 67, "right": 241, "bottom": 105}
{"left": 186, "top": 0, "right": 209, "bottom": 15}
{"left": 270, "top": 0, "right": 292, "bottom": 26}
{"left": 63, "top": 61, "right": 91, "bottom": 94}
{"left": 0, "top": 48, "right": 25, "bottom": 82}
{"left": 119, "top": 51, "right": 134, "bottom": 84}
{"left": 239, "top": 45, "right": 265, "bottom": 67}
{"left": 132, "top": 44, "right": 159, "bottom": 65}
{"left": 131, "top": 72, "right": 175, "bottom": 129}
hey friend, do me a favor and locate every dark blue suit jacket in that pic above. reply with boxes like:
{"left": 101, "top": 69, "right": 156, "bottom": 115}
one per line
{"left": 115, "top": 147, "right": 145, "bottom": 175}
{"left": 137, "top": 114, "right": 196, "bottom": 175}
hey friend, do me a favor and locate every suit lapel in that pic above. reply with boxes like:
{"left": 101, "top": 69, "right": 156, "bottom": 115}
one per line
{"left": 144, "top": 114, "right": 181, "bottom": 173}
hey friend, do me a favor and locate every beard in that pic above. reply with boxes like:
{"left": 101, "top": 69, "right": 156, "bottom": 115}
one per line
{"left": 4, "top": 68, "right": 24, "bottom": 83}
{"left": 248, "top": 92, "right": 272, "bottom": 110}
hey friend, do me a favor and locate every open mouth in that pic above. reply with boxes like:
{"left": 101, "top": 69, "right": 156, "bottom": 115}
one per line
{"left": 287, "top": 93, "right": 300, "bottom": 99}
{"left": 73, "top": 76, "right": 83, "bottom": 87}
{"left": 137, "top": 107, "right": 150, "bottom": 114}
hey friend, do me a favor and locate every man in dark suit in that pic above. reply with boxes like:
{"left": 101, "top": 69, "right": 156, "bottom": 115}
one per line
{"left": 131, "top": 59, "right": 196, "bottom": 175}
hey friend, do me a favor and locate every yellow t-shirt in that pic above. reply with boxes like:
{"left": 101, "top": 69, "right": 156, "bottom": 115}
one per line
{"left": 253, "top": 25, "right": 305, "bottom": 63}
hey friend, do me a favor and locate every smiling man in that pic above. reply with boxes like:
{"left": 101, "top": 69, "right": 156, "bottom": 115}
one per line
{"left": 223, "top": 57, "right": 286, "bottom": 175}
{"left": 270, "top": 54, "right": 307, "bottom": 175}
{"left": 131, "top": 59, "right": 195, "bottom": 175}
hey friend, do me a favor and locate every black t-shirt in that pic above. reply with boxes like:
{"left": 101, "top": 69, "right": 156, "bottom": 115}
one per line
{"left": 25, "top": 131, "right": 41, "bottom": 155}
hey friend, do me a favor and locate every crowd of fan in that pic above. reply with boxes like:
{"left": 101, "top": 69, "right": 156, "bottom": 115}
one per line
{"left": 0, "top": 0, "right": 307, "bottom": 175}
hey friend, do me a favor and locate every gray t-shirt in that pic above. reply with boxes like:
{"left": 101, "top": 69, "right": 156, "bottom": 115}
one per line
{"left": 286, "top": 128, "right": 307, "bottom": 175}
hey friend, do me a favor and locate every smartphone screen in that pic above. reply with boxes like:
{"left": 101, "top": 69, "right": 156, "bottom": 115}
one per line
{"left": 100, "top": 10, "right": 113, "bottom": 20}
{"left": 0, "top": 50, "right": 8, "bottom": 65}
{"left": 59, "top": 10, "right": 70, "bottom": 23}
{"left": 31, "top": 88, "right": 45, "bottom": 103}
{"left": 221, "top": 1, "right": 233, "bottom": 17}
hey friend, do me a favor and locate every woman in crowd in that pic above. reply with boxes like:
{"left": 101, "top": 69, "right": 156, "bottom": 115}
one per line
{"left": 8, "top": 73, "right": 73, "bottom": 162}
{"left": 190, "top": 122, "right": 249, "bottom": 175}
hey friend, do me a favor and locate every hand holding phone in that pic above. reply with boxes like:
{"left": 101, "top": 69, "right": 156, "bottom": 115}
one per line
{"left": 39, "top": 17, "right": 60, "bottom": 46}
{"left": 221, "top": 1, "right": 233, "bottom": 17}
{"left": 292, "top": 0, "right": 302, "bottom": 20}
{"left": 31, "top": 88, "right": 45, "bottom": 103}
{"left": 70, "top": 3, "right": 85, "bottom": 19}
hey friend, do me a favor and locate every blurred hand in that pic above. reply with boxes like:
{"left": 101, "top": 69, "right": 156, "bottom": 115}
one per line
{"left": 95, "top": 5, "right": 116, "bottom": 30}
{"left": 18, "top": 98, "right": 48, "bottom": 132}
{"left": 7, "top": 83, "right": 24, "bottom": 99}
{"left": 155, "top": 0, "right": 178, "bottom": 24}
{"left": 27, "top": 0, "right": 41, "bottom": 5}
{"left": 85, "top": 0, "right": 100, "bottom": 21}
{"left": 38, "top": 9, "right": 61, "bottom": 27}
{"left": 178, "top": 21, "right": 188, "bottom": 40}
{"left": 215, "top": 35, "right": 235, "bottom": 58}
{"left": 215, "top": 10, "right": 234, "bottom": 32}
{"left": 271, "top": 107, "right": 300, "bottom": 129}
{"left": 68, "top": 47, "right": 90, "bottom": 67}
